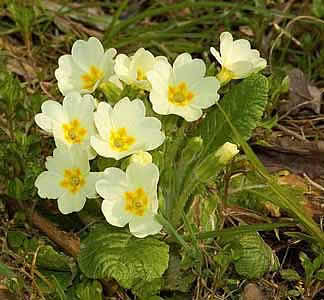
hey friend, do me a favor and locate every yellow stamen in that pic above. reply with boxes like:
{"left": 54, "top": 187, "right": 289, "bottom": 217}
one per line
{"left": 62, "top": 119, "right": 87, "bottom": 144}
{"left": 81, "top": 65, "right": 104, "bottom": 90}
{"left": 109, "top": 128, "right": 135, "bottom": 152}
{"left": 168, "top": 82, "right": 194, "bottom": 107}
{"left": 124, "top": 187, "right": 149, "bottom": 216}
{"left": 60, "top": 168, "right": 85, "bottom": 194}
{"left": 136, "top": 68, "right": 147, "bottom": 81}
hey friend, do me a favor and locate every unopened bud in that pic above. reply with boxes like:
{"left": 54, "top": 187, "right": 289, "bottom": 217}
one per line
{"left": 99, "top": 80, "right": 123, "bottom": 104}
{"left": 280, "top": 75, "right": 289, "bottom": 93}
{"left": 195, "top": 142, "right": 239, "bottom": 182}
{"left": 129, "top": 151, "right": 152, "bottom": 166}
{"left": 215, "top": 142, "right": 239, "bottom": 164}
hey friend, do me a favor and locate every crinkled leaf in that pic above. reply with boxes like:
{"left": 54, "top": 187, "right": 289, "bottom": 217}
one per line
{"left": 36, "top": 245, "right": 71, "bottom": 272}
{"left": 75, "top": 280, "right": 103, "bottom": 300}
{"left": 78, "top": 224, "right": 169, "bottom": 292}
{"left": 280, "top": 269, "right": 301, "bottom": 281}
{"left": 196, "top": 74, "right": 268, "bottom": 158}
{"left": 132, "top": 278, "right": 162, "bottom": 298}
{"left": 162, "top": 254, "right": 195, "bottom": 293}
{"left": 228, "top": 232, "right": 279, "bottom": 279}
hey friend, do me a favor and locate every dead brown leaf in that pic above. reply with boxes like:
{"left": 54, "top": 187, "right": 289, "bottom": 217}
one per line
{"left": 279, "top": 68, "right": 321, "bottom": 116}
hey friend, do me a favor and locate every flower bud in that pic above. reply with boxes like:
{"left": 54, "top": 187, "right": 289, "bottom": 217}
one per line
{"left": 99, "top": 81, "right": 122, "bottom": 104}
{"left": 195, "top": 142, "right": 239, "bottom": 183}
{"left": 215, "top": 142, "right": 239, "bottom": 164}
{"left": 129, "top": 151, "right": 152, "bottom": 166}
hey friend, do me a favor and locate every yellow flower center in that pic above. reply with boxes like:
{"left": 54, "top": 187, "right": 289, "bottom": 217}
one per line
{"left": 81, "top": 65, "right": 104, "bottom": 90}
{"left": 60, "top": 168, "right": 85, "bottom": 194}
{"left": 168, "top": 82, "right": 194, "bottom": 106}
{"left": 136, "top": 68, "right": 147, "bottom": 81}
{"left": 62, "top": 119, "right": 87, "bottom": 144}
{"left": 124, "top": 187, "right": 149, "bottom": 216}
{"left": 109, "top": 128, "right": 135, "bottom": 152}
{"left": 216, "top": 67, "right": 235, "bottom": 86}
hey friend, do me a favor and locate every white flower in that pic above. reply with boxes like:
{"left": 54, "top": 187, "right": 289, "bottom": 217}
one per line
{"left": 210, "top": 32, "right": 266, "bottom": 83}
{"left": 97, "top": 163, "right": 162, "bottom": 238}
{"left": 215, "top": 142, "right": 239, "bottom": 164}
{"left": 90, "top": 97, "right": 165, "bottom": 160}
{"left": 129, "top": 151, "right": 152, "bottom": 166}
{"left": 55, "top": 37, "right": 117, "bottom": 95}
{"left": 114, "top": 48, "right": 167, "bottom": 91}
{"left": 34, "top": 92, "right": 97, "bottom": 159}
{"left": 35, "top": 146, "right": 103, "bottom": 214}
{"left": 147, "top": 53, "right": 220, "bottom": 122}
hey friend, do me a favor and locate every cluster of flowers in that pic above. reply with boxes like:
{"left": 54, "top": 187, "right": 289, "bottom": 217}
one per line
{"left": 34, "top": 32, "right": 266, "bottom": 238}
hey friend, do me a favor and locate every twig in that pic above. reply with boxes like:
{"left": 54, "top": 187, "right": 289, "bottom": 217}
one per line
{"left": 303, "top": 173, "right": 324, "bottom": 193}
{"left": 31, "top": 212, "right": 80, "bottom": 258}
{"left": 275, "top": 124, "right": 307, "bottom": 141}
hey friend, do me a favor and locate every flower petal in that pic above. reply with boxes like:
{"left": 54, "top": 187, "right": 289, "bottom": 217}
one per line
{"left": 97, "top": 167, "right": 127, "bottom": 192}
{"left": 34, "top": 113, "right": 54, "bottom": 133}
{"left": 126, "top": 163, "right": 159, "bottom": 197}
{"left": 94, "top": 102, "right": 113, "bottom": 139}
{"left": 84, "top": 172, "right": 104, "bottom": 198}
{"left": 171, "top": 105, "right": 202, "bottom": 122}
{"left": 35, "top": 100, "right": 65, "bottom": 133}
{"left": 101, "top": 199, "right": 132, "bottom": 227}
{"left": 55, "top": 55, "right": 84, "bottom": 96}
{"left": 174, "top": 59, "right": 206, "bottom": 86}
{"left": 135, "top": 117, "right": 165, "bottom": 151}
{"left": 220, "top": 32, "right": 234, "bottom": 62}
{"left": 35, "top": 171, "right": 64, "bottom": 199}
{"left": 173, "top": 52, "right": 192, "bottom": 70}
{"left": 129, "top": 213, "right": 162, "bottom": 238}
{"left": 230, "top": 61, "right": 254, "bottom": 79}
{"left": 71, "top": 37, "right": 104, "bottom": 71}
{"left": 57, "top": 191, "right": 87, "bottom": 214}
{"left": 190, "top": 77, "right": 220, "bottom": 109}
{"left": 112, "top": 98, "right": 145, "bottom": 127}
{"left": 210, "top": 47, "right": 223, "bottom": 65}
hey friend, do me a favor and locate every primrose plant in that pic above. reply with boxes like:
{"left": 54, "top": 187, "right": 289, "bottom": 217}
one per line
{"left": 34, "top": 32, "right": 266, "bottom": 239}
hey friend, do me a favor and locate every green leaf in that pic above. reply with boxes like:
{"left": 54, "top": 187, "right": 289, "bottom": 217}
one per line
{"left": 75, "top": 280, "right": 103, "bottom": 300}
{"left": 196, "top": 74, "right": 268, "bottom": 158}
{"left": 228, "top": 232, "right": 279, "bottom": 279}
{"left": 51, "top": 275, "right": 67, "bottom": 300}
{"left": 299, "top": 251, "right": 315, "bottom": 281}
{"left": 0, "top": 262, "right": 15, "bottom": 277}
{"left": 36, "top": 246, "right": 71, "bottom": 272}
{"left": 312, "top": 0, "right": 324, "bottom": 18}
{"left": 7, "top": 231, "right": 26, "bottom": 250}
{"left": 36, "top": 246, "right": 73, "bottom": 294}
{"left": 315, "top": 269, "right": 324, "bottom": 280}
{"left": 132, "top": 278, "right": 163, "bottom": 298}
{"left": 312, "top": 253, "right": 324, "bottom": 271}
{"left": 78, "top": 224, "right": 169, "bottom": 294}
{"left": 280, "top": 269, "right": 301, "bottom": 281}
{"left": 162, "top": 254, "right": 195, "bottom": 293}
